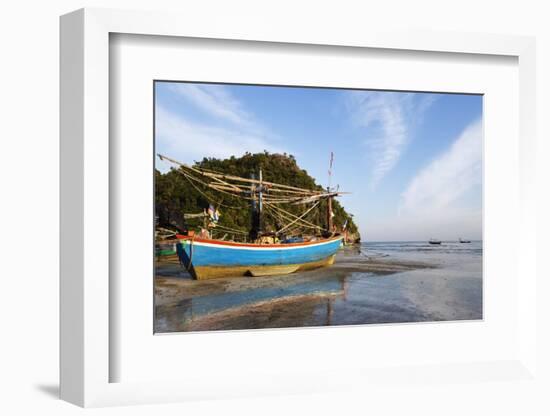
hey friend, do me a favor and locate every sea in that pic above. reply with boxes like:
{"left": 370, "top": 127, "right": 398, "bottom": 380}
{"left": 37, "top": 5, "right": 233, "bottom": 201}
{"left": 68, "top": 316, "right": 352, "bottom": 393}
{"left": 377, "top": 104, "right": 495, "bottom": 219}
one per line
{"left": 154, "top": 240, "right": 483, "bottom": 332}
{"left": 353, "top": 240, "right": 483, "bottom": 324}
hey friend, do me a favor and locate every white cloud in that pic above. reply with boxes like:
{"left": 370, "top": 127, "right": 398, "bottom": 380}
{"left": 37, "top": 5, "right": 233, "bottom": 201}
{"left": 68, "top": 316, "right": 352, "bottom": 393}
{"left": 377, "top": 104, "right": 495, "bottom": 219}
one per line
{"left": 361, "top": 119, "right": 483, "bottom": 241}
{"left": 346, "top": 91, "right": 435, "bottom": 189}
{"left": 155, "top": 105, "right": 281, "bottom": 172}
{"left": 400, "top": 119, "right": 482, "bottom": 214}
{"left": 156, "top": 83, "right": 287, "bottom": 172}
{"left": 169, "top": 83, "right": 260, "bottom": 130}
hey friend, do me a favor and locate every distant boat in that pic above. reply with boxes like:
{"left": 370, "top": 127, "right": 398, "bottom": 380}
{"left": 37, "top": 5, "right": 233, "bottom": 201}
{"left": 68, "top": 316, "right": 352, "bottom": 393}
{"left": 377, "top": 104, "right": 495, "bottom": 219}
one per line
{"left": 428, "top": 238, "right": 442, "bottom": 245}
{"left": 459, "top": 238, "right": 471, "bottom": 243}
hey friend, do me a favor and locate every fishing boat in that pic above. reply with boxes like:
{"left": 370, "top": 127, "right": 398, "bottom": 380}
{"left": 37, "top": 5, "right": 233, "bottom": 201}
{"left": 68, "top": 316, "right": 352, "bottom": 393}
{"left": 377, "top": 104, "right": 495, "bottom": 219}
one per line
{"left": 158, "top": 154, "right": 348, "bottom": 280}
{"left": 176, "top": 235, "right": 343, "bottom": 279}
{"left": 458, "top": 238, "right": 471, "bottom": 243}
{"left": 428, "top": 238, "right": 442, "bottom": 245}
{"left": 155, "top": 226, "right": 178, "bottom": 258}
{"left": 156, "top": 240, "right": 177, "bottom": 257}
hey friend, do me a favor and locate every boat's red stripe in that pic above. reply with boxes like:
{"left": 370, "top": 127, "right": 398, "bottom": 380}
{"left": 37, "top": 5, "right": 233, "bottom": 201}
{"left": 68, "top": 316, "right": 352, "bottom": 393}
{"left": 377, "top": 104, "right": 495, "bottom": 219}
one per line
{"left": 175, "top": 234, "right": 342, "bottom": 248}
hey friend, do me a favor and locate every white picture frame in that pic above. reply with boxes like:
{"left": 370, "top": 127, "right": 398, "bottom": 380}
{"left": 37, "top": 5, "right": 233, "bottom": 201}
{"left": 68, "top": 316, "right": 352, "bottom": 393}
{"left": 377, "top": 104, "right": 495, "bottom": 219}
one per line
{"left": 60, "top": 8, "right": 537, "bottom": 407}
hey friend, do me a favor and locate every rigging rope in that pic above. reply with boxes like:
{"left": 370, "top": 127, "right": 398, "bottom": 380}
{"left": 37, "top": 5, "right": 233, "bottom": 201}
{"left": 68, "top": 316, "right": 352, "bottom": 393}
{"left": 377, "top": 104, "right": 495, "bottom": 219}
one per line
{"left": 178, "top": 169, "right": 247, "bottom": 210}
{"left": 264, "top": 204, "right": 322, "bottom": 233}
{"left": 274, "top": 201, "right": 321, "bottom": 234}
{"left": 267, "top": 203, "right": 323, "bottom": 231}
{"left": 160, "top": 154, "right": 324, "bottom": 197}
{"left": 210, "top": 224, "right": 248, "bottom": 235}
{"left": 158, "top": 155, "right": 347, "bottom": 237}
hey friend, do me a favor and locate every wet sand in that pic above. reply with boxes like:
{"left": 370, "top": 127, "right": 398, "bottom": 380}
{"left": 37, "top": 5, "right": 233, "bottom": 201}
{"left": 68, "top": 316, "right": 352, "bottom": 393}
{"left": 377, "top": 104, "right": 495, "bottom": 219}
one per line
{"left": 155, "top": 247, "right": 430, "bottom": 298}
{"left": 155, "top": 244, "right": 483, "bottom": 333}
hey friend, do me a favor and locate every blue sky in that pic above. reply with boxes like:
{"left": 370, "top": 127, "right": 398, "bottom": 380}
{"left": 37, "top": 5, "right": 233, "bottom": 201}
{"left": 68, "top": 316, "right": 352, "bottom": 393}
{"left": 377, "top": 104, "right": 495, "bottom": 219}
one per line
{"left": 155, "top": 82, "right": 483, "bottom": 241}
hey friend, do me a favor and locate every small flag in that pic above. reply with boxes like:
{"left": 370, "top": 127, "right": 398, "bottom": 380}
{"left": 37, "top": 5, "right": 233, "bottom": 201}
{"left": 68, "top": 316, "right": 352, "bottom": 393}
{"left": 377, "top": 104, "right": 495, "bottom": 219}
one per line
{"left": 207, "top": 204, "right": 219, "bottom": 222}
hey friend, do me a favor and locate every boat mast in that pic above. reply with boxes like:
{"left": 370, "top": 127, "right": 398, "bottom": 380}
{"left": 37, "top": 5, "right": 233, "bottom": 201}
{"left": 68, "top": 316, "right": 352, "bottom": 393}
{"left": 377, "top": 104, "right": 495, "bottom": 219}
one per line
{"left": 326, "top": 152, "right": 334, "bottom": 234}
{"left": 258, "top": 168, "right": 263, "bottom": 234}
{"left": 250, "top": 169, "right": 265, "bottom": 241}
{"left": 326, "top": 187, "right": 333, "bottom": 234}
{"left": 250, "top": 173, "right": 258, "bottom": 241}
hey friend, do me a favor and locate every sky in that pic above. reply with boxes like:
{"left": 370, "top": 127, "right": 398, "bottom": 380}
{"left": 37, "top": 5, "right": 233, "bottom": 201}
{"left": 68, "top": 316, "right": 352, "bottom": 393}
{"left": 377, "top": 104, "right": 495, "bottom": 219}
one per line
{"left": 155, "top": 81, "right": 483, "bottom": 242}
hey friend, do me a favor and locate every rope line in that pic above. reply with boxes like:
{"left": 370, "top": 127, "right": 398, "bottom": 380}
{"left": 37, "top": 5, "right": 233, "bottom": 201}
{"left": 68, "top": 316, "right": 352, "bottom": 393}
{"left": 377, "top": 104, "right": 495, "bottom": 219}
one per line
{"left": 274, "top": 201, "right": 321, "bottom": 234}
{"left": 179, "top": 170, "right": 246, "bottom": 210}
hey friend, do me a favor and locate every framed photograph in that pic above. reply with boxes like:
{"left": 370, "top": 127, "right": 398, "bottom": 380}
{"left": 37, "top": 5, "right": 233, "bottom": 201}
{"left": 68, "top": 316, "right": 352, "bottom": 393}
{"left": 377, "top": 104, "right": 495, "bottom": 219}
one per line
{"left": 60, "top": 8, "right": 537, "bottom": 407}
{"left": 153, "top": 80, "right": 483, "bottom": 334}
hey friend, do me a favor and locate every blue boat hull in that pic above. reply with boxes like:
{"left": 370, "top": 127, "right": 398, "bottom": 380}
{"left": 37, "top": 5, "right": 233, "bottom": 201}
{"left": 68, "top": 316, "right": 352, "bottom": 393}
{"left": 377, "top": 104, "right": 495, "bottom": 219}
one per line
{"left": 176, "top": 236, "right": 343, "bottom": 280}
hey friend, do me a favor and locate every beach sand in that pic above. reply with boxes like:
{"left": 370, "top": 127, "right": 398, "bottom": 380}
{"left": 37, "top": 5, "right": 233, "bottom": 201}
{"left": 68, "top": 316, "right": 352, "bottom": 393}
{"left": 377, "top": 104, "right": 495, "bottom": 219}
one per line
{"left": 155, "top": 244, "right": 483, "bottom": 333}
